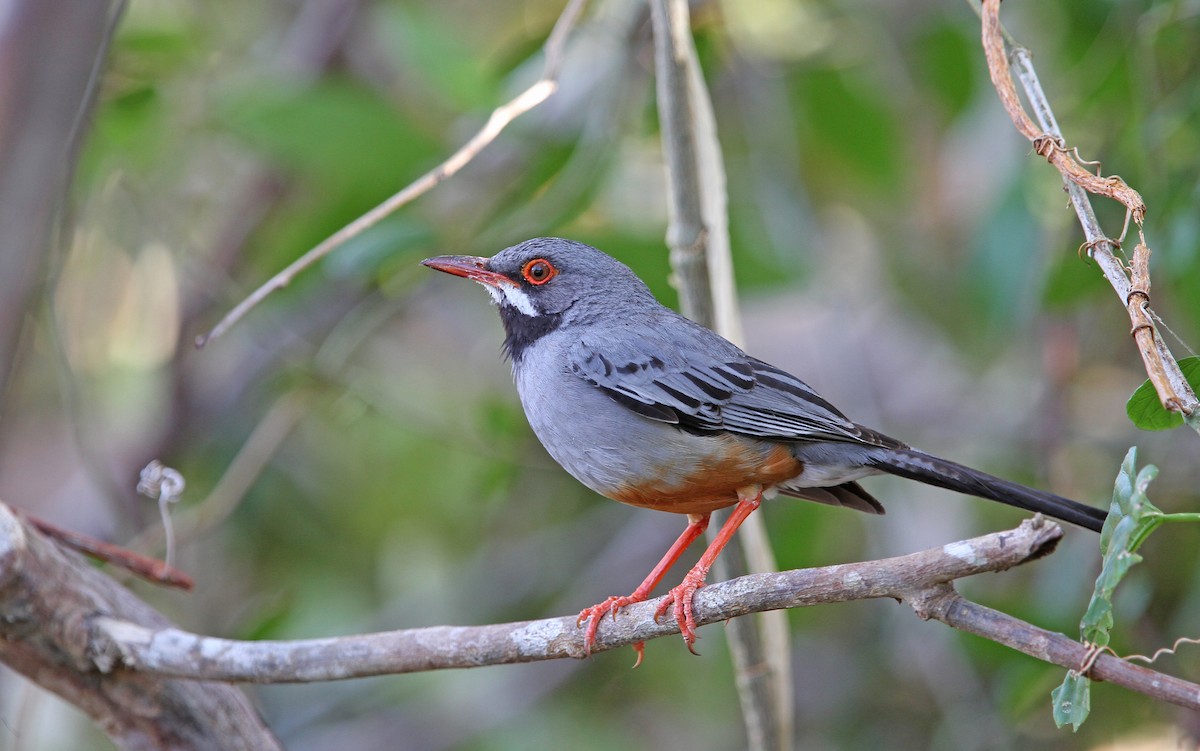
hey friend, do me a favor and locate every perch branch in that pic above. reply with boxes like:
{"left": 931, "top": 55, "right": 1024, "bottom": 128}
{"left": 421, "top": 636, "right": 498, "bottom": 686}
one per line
{"left": 979, "top": 0, "right": 1199, "bottom": 427}
{"left": 9, "top": 498, "right": 1198, "bottom": 727}
{"left": 86, "top": 517, "right": 1200, "bottom": 710}
{"left": 196, "top": 0, "right": 589, "bottom": 348}
{"left": 97, "top": 518, "right": 1065, "bottom": 678}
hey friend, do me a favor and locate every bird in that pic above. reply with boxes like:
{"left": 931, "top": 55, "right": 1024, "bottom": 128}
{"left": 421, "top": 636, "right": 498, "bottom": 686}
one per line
{"left": 422, "top": 237, "right": 1106, "bottom": 662}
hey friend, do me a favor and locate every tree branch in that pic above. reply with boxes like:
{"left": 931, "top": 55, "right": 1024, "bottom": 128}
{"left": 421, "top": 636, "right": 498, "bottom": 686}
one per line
{"left": 75, "top": 516, "right": 1185, "bottom": 713}
{"left": 93, "top": 517, "right": 1063, "bottom": 680}
{"left": 0, "top": 502, "right": 279, "bottom": 750}
{"left": 195, "top": 0, "right": 590, "bottom": 348}
{"left": 8, "top": 494, "right": 1198, "bottom": 735}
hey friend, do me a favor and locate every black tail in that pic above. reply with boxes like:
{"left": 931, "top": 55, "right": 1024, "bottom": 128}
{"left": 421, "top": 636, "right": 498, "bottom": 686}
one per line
{"left": 871, "top": 448, "right": 1107, "bottom": 532}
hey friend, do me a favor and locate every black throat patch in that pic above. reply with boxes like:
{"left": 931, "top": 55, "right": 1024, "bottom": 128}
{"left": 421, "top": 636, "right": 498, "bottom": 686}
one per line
{"left": 497, "top": 305, "right": 563, "bottom": 362}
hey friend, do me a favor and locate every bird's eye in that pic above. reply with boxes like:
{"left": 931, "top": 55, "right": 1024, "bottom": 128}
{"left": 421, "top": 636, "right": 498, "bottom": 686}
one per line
{"left": 521, "top": 258, "right": 557, "bottom": 285}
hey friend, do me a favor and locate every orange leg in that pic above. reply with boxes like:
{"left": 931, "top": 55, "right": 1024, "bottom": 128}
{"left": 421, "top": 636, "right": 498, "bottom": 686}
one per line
{"left": 654, "top": 486, "right": 763, "bottom": 653}
{"left": 578, "top": 512, "right": 711, "bottom": 664}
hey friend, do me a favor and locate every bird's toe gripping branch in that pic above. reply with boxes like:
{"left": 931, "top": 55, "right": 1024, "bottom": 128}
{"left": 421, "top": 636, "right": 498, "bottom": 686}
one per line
{"left": 577, "top": 487, "right": 764, "bottom": 662}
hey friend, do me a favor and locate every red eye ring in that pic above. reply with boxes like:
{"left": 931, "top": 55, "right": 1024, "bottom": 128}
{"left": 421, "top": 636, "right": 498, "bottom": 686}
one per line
{"left": 521, "top": 258, "right": 557, "bottom": 285}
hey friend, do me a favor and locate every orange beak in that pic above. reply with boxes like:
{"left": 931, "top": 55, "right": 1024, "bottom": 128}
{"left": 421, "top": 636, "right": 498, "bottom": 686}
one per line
{"left": 421, "top": 255, "right": 517, "bottom": 288}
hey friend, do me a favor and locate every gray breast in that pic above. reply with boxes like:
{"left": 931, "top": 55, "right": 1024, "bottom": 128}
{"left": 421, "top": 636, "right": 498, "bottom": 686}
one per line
{"left": 512, "top": 331, "right": 746, "bottom": 503}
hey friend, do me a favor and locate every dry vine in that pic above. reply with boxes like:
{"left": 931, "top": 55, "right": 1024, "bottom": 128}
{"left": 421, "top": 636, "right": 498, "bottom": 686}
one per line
{"left": 979, "top": 0, "right": 1199, "bottom": 428}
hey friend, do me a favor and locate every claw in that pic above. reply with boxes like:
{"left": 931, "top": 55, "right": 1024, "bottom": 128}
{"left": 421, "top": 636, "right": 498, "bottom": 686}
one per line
{"left": 578, "top": 594, "right": 643, "bottom": 656}
{"left": 655, "top": 570, "right": 705, "bottom": 652}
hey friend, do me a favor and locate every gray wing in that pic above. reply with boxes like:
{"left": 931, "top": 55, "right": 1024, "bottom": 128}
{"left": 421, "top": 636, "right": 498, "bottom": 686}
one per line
{"left": 568, "top": 329, "right": 895, "bottom": 447}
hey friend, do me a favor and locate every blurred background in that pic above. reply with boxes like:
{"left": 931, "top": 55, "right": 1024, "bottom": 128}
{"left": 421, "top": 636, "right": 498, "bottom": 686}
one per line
{"left": 1, "top": 0, "right": 1199, "bottom": 748}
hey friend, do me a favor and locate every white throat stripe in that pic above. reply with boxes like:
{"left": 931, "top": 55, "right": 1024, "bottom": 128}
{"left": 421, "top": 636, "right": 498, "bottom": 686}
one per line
{"left": 484, "top": 283, "right": 538, "bottom": 317}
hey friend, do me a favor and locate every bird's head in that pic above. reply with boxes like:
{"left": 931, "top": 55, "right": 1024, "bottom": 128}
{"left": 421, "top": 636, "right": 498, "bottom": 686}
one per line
{"left": 422, "top": 238, "right": 658, "bottom": 358}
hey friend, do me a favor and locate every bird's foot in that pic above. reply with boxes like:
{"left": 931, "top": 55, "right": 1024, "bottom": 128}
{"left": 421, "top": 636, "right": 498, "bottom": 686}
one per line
{"left": 578, "top": 594, "right": 647, "bottom": 664}
{"left": 654, "top": 567, "right": 708, "bottom": 654}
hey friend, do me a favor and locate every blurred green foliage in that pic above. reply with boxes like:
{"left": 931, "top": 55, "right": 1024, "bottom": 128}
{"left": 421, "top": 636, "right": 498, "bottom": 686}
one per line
{"left": 7, "top": 0, "right": 1200, "bottom": 749}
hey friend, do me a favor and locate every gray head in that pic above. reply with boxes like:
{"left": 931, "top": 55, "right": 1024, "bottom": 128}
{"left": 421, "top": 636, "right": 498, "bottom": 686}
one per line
{"left": 422, "top": 237, "right": 661, "bottom": 360}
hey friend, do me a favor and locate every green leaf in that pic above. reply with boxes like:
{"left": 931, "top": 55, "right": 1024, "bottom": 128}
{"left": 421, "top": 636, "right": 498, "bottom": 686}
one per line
{"left": 1051, "top": 672, "right": 1091, "bottom": 731}
{"left": 1054, "top": 447, "right": 1159, "bottom": 731}
{"left": 1125, "top": 356, "right": 1200, "bottom": 430}
{"left": 1082, "top": 449, "right": 1160, "bottom": 644}
{"left": 1079, "top": 518, "right": 1140, "bottom": 646}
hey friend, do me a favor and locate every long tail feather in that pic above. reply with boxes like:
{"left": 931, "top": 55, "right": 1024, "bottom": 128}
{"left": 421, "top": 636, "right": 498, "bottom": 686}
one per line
{"left": 871, "top": 448, "right": 1106, "bottom": 532}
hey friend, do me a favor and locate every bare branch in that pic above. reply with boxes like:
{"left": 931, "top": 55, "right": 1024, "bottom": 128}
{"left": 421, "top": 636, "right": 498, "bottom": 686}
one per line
{"left": 9, "top": 494, "right": 1197, "bottom": 730}
{"left": 80, "top": 516, "right": 1190, "bottom": 715}
{"left": 195, "top": 0, "right": 590, "bottom": 348}
{"left": 88, "top": 516, "right": 1200, "bottom": 711}
{"left": 94, "top": 518, "right": 1064, "bottom": 682}
{"left": 915, "top": 586, "right": 1200, "bottom": 711}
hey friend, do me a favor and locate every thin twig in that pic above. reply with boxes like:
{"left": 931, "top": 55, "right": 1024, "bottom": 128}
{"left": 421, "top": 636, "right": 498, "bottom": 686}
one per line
{"left": 912, "top": 585, "right": 1200, "bottom": 711}
{"left": 979, "top": 0, "right": 1144, "bottom": 221}
{"left": 24, "top": 514, "right": 193, "bottom": 590}
{"left": 195, "top": 0, "right": 589, "bottom": 348}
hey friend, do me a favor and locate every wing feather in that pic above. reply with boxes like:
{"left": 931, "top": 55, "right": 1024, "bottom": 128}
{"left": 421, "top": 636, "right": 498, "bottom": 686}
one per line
{"left": 569, "top": 333, "right": 892, "bottom": 446}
